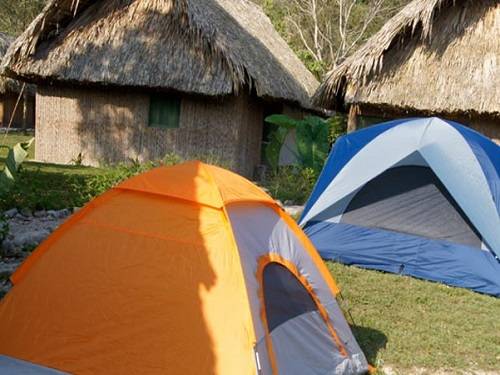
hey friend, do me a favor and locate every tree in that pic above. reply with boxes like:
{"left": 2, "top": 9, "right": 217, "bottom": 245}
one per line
{"left": 257, "top": 0, "right": 410, "bottom": 77}
{"left": 0, "top": 0, "right": 45, "bottom": 36}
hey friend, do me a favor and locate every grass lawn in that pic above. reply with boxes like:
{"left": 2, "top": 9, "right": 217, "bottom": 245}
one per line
{"left": 0, "top": 132, "right": 92, "bottom": 173}
{"left": 0, "top": 134, "right": 140, "bottom": 210}
{"left": 329, "top": 262, "right": 500, "bottom": 374}
{"left": 1, "top": 134, "right": 499, "bottom": 373}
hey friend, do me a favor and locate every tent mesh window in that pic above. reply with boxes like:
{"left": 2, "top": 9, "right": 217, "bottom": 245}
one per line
{"left": 341, "top": 165, "right": 482, "bottom": 248}
{"left": 262, "top": 262, "right": 318, "bottom": 332}
{"left": 148, "top": 94, "right": 181, "bottom": 129}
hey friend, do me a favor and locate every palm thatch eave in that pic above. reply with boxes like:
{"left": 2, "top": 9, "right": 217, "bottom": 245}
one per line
{"left": 314, "top": 0, "right": 500, "bottom": 118}
{"left": 3, "top": 0, "right": 319, "bottom": 109}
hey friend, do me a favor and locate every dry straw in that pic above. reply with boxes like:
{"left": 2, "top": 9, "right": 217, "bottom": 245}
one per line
{"left": 2, "top": 0, "right": 319, "bottom": 109}
{"left": 314, "top": 0, "right": 499, "bottom": 118}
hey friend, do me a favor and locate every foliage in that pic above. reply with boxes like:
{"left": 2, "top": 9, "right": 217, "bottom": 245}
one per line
{"left": 261, "top": 166, "right": 317, "bottom": 205}
{"left": 0, "top": 135, "right": 234, "bottom": 211}
{"left": 264, "top": 115, "right": 295, "bottom": 171}
{"left": 0, "top": 0, "right": 45, "bottom": 35}
{"left": 0, "top": 132, "right": 35, "bottom": 160}
{"left": 327, "top": 114, "right": 347, "bottom": 144}
{"left": 265, "top": 114, "right": 336, "bottom": 174}
{"left": 70, "top": 152, "right": 84, "bottom": 166}
{"left": 295, "top": 116, "right": 330, "bottom": 173}
{"left": 256, "top": 0, "right": 410, "bottom": 76}
{"left": 0, "top": 137, "right": 34, "bottom": 193}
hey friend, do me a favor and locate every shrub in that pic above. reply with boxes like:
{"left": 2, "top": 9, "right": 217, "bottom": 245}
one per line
{"left": 264, "top": 114, "right": 347, "bottom": 174}
{"left": 261, "top": 166, "right": 317, "bottom": 205}
{"left": 0, "top": 152, "right": 235, "bottom": 211}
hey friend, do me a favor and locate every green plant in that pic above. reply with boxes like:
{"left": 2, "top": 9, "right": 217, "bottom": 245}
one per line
{"left": 0, "top": 147, "right": 235, "bottom": 212}
{"left": 163, "top": 152, "right": 184, "bottom": 166}
{"left": 296, "top": 50, "right": 328, "bottom": 78}
{"left": 70, "top": 152, "right": 84, "bottom": 166}
{"left": 265, "top": 114, "right": 331, "bottom": 174}
{"left": 262, "top": 166, "right": 317, "bottom": 205}
{"left": 0, "top": 137, "right": 34, "bottom": 193}
{"left": 295, "top": 116, "right": 330, "bottom": 173}
{"left": 328, "top": 114, "right": 347, "bottom": 144}
{"left": 264, "top": 117, "right": 295, "bottom": 171}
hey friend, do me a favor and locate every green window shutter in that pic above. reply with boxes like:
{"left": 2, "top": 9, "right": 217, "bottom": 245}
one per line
{"left": 149, "top": 95, "right": 181, "bottom": 129}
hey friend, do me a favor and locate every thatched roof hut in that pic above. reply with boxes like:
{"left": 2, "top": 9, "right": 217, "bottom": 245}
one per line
{"left": 315, "top": 0, "right": 499, "bottom": 141}
{"left": 4, "top": 0, "right": 317, "bottom": 108}
{"left": 0, "top": 32, "right": 35, "bottom": 129}
{"left": 2, "top": 0, "right": 319, "bottom": 175}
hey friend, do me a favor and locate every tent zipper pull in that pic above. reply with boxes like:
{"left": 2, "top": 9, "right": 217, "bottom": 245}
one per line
{"left": 254, "top": 347, "right": 262, "bottom": 374}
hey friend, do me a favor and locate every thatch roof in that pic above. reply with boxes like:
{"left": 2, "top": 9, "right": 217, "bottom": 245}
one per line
{"left": 2, "top": 0, "right": 319, "bottom": 109}
{"left": 0, "top": 32, "right": 24, "bottom": 94}
{"left": 315, "top": 0, "right": 500, "bottom": 118}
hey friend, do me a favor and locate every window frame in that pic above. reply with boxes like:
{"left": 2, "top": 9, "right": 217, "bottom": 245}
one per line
{"left": 148, "top": 94, "right": 181, "bottom": 129}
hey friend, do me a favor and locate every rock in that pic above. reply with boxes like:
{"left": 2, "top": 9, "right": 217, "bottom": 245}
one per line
{"left": 1, "top": 240, "right": 19, "bottom": 257}
{"left": 0, "top": 279, "right": 13, "bottom": 297}
{"left": 0, "top": 208, "right": 71, "bottom": 262}
{"left": 3, "top": 208, "right": 18, "bottom": 218}
{"left": 33, "top": 210, "right": 47, "bottom": 218}
{"left": 0, "top": 262, "right": 17, "bottom": 279}
{"left": 45, "top": 224, "right": 58, "bottom": 232}
{"left": 19, "top": 208, "right": 32, "bottom": 217}
{"left": 48, "top": 209, "right": 70, "bottom": 219}
{"left": 73, "top": 207, "right": 82, "bottom": 213}
{"left": 56, "top": 209, "right": 71, "bottom": 218}
{"left": 13, "top": 229, "right": 50, "bottom": 249}
{"left": 47, "top": 210, "right": 58, "bottom": 218}
{"left": 284, "top": 205, "right": 304, "bottom": 218}
{"left": 17, "top": 250, "right": 32, "bottom": 259}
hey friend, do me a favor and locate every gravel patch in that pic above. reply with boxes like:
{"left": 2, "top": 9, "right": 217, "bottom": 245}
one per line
{"left": 0, "top": 208, "right": 75, "bottom": 296}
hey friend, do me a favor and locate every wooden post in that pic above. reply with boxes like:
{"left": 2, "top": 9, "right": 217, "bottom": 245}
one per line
{"left": 22, "top": 90, "right": 28, "bottom": 134}
{"left": 347, "top": 104, "right": 360, "bottom": 133}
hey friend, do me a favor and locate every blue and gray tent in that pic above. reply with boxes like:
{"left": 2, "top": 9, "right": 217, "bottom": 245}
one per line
{"left": 300, "top": 117, "right": 500, "bottom": 296}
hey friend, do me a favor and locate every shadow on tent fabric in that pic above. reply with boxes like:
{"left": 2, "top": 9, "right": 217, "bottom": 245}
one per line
{"left": 351, "top": 325, "right": 388, "bottom": 365}
{"left": 0, "top": 164, "right": 219, "bottom": 374}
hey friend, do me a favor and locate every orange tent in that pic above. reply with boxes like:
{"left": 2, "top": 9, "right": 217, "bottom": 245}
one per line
{"left": 0, "top": 161, "right": 368, "bottom": 374}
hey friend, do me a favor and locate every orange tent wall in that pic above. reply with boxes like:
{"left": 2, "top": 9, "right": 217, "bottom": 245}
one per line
{"left": 0, "top": 188, "right": 256, "bottom": 374}
{"left": 0, "top": 161, "right": 343, "bottom": 374}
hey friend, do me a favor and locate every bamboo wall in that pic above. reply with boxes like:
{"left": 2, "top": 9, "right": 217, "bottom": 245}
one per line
{"left": 35, "top": 86, "right": 264, "bottom": 176}
{"left": 355, "top": 105, "right": 500, "bottom": 144}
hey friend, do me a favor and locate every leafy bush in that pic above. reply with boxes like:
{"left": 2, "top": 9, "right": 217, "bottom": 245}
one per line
{"left": 264, "top": 114, "right": 346, "bottom": 174}
{"left": 261, "top": 166, "right": 317, "bottom": 205}
{"left": 328, "top": 114, "right": 347, "bottom": 144}
{"left": 0, "top": 152, "right": 234, "bottom": 211}
{"left": 0, "top": 159, "right": 162, "bottom": 211}
{"left": 0, "top": 137, "right": 35, "bottom": 193}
